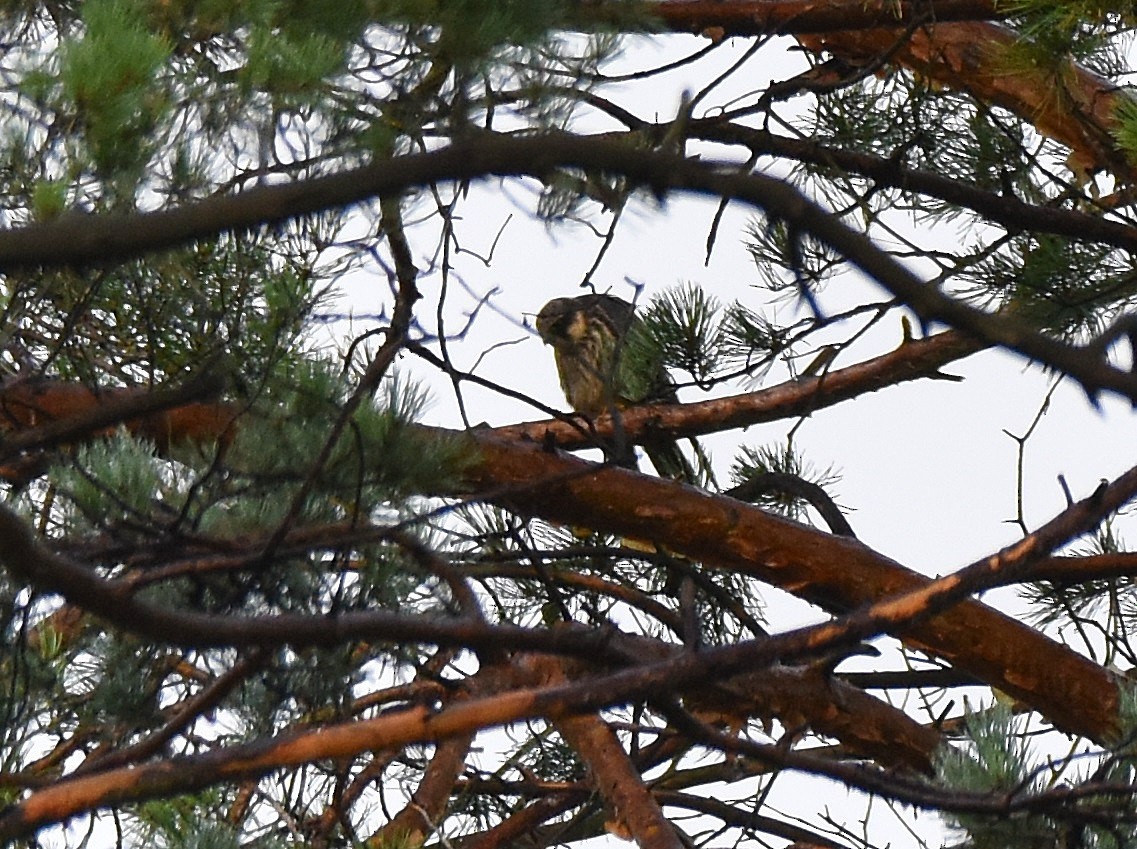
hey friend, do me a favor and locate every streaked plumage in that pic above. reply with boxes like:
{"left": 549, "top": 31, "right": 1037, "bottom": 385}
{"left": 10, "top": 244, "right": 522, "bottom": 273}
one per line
{"left": 536, "top": 294, "right": 701, "bottom": 484}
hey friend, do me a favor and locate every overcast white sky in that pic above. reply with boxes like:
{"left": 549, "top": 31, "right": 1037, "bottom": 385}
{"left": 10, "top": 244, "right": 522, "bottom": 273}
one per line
{"left": 321, "top": 32, "right": 1137, "bottom": 848}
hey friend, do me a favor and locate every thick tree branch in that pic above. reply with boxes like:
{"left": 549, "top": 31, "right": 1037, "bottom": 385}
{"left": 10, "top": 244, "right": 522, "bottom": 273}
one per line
{"left": 0, "top": 418, "right": 1123, "bottom": 748}
{"left": 634, "top": 0, "right": 1003, "bottom": 36}
{"left": 0, "top": 360, "right": 1127, "bottom": 744}
{"left": 3, "top": 439, "right": 1133, "bottom": 836}
{"left": 0, "top": 498, "right": 938, "bottom": 774}
{"left": 1025, "top": 552, "right": 1137, "bottom": 585}
{"left": 794, "top": 22, "right": 1133, "bottom": 180}
{"left": 0, "top": 593, "right": 1119, "bottom": 845}
{"left": 0, "top": 136, "right": 1127, "bottom": 400}
{"left": 0, "top": 659, "right": 569, "bottom": 842}
{"left": 687, "top": 121, "right": 1137, "bottom": 251}
{"left": 462, "top": 432, "right": 1127, "bottom": 741}
{"left": 680, "top": 661, "right": 941, "bottom": 772}
{"left": 535, "top": 656, "right": 685, "bottom": 849}
{"left": 627, "top": 3, "right": 1132, "bottom": 180}
{"left": 366, "top": 732, "right": 473, "bottom": 846}
{"left": 0, "top": 369, "right": 232, "bottom": 460}
{"left": 492, "top": 330, "right": 983, "bottom": 449}
{"left": 0, "top": 645, "right": 920, "bottom": 840}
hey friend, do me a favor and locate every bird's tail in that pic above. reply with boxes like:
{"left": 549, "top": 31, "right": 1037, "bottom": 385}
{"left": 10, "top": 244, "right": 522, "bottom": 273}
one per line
{"left": 644, "top": 436, "right": 714, "bottom": 488}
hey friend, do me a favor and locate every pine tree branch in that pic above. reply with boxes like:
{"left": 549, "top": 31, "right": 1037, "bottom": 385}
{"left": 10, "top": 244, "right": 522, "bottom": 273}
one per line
{"left": 685, "top": 121, "right": 1137, "bottom": 252}
{"left": 0, "top": 496, "right": 938, "bottom": 778}
{"left": 0, "top": 135, "right": 1127, "bottom": 401}
{"left": 536, "top": 656, "right": 686, "bottom": 849}
{"left": 623, "top": 2, "right": 1133, "bottom": 181}
{"left": 0, "top": 647, "right": 905, "bottom": 840}
{"left": 462, "top": 794, "right": 582, "bottom": 849}
{"left": 0, "top": 660, "right": 554, "bottom": 843}
{"left": 0, "top": 330, "right": 982, "bottom": 481}
{"left": 70, "top": 650, "right": 267, "bottom": 776}
{"left": 0, "top": 367, "right": 231, "bottom": 460}
{"left": 1025, "top": 552, "right": 1137, "bottom": 584}
{"left": 14, "top": 520, "right": 939, "bottom": 775}
{"left": 726, "top": 472, "right": 856, "bottom": 537}
{"left": 461, "top": 432, "right": 1129, "bottom": 742}
{"left": 0, "top": 415, "right": 1123, "bottom": 747}
{"left": 493, "top": 329, "right": 985, "bottom": 447}
{"left": 795, "top": 22, "right": 1133, "bottom": 181}
{"left": 0, "top": 455, "right": 1129, "bottom": 837}
{"left": 633, "top": 0, "right": 1004, "bottom": 35}
{"left": 681, "top": 660, "right": 941, "bottom": 772}
{"left": 0, "top": 360, "right": 1124, "bottom": 745}
{"left": 310, "top": 753, "right": 397, "bottom": 845}
{"left": 454, "top": 779, "right": 855, "bottom": 849}
{"left": 0, "top": 635, "right": 1120, "bottom": 842}
{"left": 652, "top": 792, "right": 852, "bottom": 849}
{"left": 365, "top": 731, "right": 474, "bottom": 846}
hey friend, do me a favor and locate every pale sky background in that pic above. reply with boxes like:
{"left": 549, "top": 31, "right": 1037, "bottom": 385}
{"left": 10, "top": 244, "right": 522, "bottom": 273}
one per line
{"left": 33, "top": 24, "right": 1135, "bottom": 849}
{"left": 337, "top": 28, "right": 1137, "bottom": 574}
{"left": 326, "top": 31, "right": 1137, "bottom": 849}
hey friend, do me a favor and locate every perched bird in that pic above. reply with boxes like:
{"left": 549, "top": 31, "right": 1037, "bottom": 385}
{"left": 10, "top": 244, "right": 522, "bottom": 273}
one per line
{"left": 536, "top": 293, "right": 703, "bottom": 484}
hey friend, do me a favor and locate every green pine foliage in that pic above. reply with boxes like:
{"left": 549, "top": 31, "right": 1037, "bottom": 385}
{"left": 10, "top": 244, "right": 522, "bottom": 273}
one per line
{"left": 936, "top": 697, "right": 1137, "bottom": 849}
{"left": 624, "top": 284, "right": 785, "bottom": 393}
{"left": 1023, "top": 523, "right": 1132, "bottom": 634}
{"left": 3, "top": 0, "right": 1137, "bottom": 846}
{"left": 60, "top": 0, "right": 173, "bottom": 192}
{"left": 1112, "top": 95, "right": 1137, "bottom": 166}
{"left": 1001, "top": 1, "right": 1133, "bottom": 73}
{"left": 935, "top": 706, "right": 1057, "bottom": 849}
{"left": 730, "top": 442, "right": 842, "bottom": 526}
{"left": 134, "top": 793, "right": 255, "bottom": 849}
{"left": 962, "top": 234, "right": 1135, "bottom": 337}
{"left": 637, "top": 284, "right": 721, "bottom": 388}
{"left": 746, "top": 216, "right": 843, "bottom": 297}
{"left": 43, "top": 362, "right": 467, "bottom": 545}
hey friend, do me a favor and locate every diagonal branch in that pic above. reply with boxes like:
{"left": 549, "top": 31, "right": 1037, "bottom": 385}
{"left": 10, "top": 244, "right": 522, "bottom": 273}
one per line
{"left": 0, "top": 357, "right": 1126, "bottom": 745}
{"left": 463, "top": 432, "right": 1125, "bottom": 741}
{"left": 795, "top": 22, "right": 1133, "bottom": 180}
{"left": 492, "top": 329, "right": 984, "bottom": 447}
{"left": 534, "top": 656, "right": 686, "bottom": 849}
{"left": 0, "top": 368, "right": 231, "bottom": 460}
{"left": 0, "top": 561, "right": 1121, "bottom": 846}
{"left": 687, "top": 121, "right": 1137, "bottom": 250}
{"left": 0, "top": 135, "right": 1128, "bottom": 401}
{"left": 635, "top": 0, "right": 1003, "bottom": 35}
{"left": 628, "top": 2, "right": 1133, "bottom": 180}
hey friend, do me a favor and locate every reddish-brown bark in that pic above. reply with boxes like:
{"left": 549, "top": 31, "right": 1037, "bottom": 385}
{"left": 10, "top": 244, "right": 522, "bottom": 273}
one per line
{"left": 0, "top": 337, "right": 1121, "bottom": 745}
{"left": 366, "top": 733, "right": 475, "bottom": 847}
{"left": 534, "top": 656, "right": 685, "bottom": 849}
{"left": 0, "top": 378, "right": 237, "bottom": 456}
{"left": 641, "top": 0, "right": 1003, "bottom": 35}
{"left": 0, "top": 667, "right": 558, "bottom": 841}
{"left": 797, "top": 22, "right": 1133, "bottom": 180}
{"left": 632, "top": 2, "right": 1135, "bottom": 181}
{"left": 0, "top": 3, "right": 1129, "bottom": 841}
{"left": 493, "top": 330, "right": 984, "bottom": 447}
{"left": 0, "top": 646, "right": 940, "bottom": 842}
{"left": 464, "top": 432, "right": 1121, "bottom": 742}
{"left": 684, "top": 662, "right": 942, "bottom": 772}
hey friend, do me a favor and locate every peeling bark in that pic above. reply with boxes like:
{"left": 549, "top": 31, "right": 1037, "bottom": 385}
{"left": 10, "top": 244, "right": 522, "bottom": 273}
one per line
{"left": 796, "top": 22, "right": 1133, "bottom": 180}
{"left": 0, "top": 346, "right": 1122, "bottom": 744}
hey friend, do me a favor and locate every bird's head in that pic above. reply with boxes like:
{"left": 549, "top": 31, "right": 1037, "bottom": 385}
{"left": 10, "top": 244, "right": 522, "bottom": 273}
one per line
{"left": 536, "top": 294, "right": 635, "bottom": 350}
{"left": 536, "top": 297, "right": 590, "bottom": 349}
